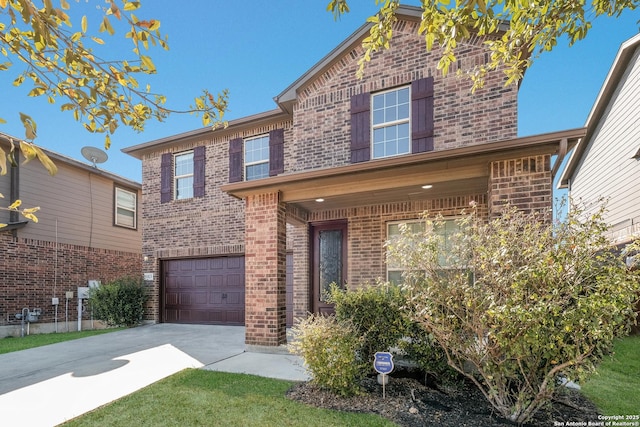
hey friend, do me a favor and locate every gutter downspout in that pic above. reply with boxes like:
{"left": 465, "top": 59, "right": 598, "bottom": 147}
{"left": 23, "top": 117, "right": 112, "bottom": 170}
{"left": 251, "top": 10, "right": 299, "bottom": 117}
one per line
{"left": 9, "top": 160, "right": 19, "bottom": 239}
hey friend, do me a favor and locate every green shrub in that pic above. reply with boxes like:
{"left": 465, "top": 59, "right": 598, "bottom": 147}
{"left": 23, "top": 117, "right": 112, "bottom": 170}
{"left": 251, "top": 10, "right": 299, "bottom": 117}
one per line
{"left": 329, "top": 282, "right": 455, "bottom": 382}
{"left": 386, "top": 201, "right": 640, "bottom": 424}
{"left": 288, "top": 314, "right": 367, "bottom": 396}
{"left": 329, "top": 282, "right": 407, "bottom": 364}
{"left": 89, "top": 277, "right": 148, "bottom": 327}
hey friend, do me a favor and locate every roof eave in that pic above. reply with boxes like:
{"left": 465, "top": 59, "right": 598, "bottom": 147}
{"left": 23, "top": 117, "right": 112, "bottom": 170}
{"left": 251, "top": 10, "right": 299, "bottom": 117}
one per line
{"left": 222, "top": 127, "right": 586, "bottom": 199}
{"left": 122, "top": 108, "right": 290, "bottom": 159}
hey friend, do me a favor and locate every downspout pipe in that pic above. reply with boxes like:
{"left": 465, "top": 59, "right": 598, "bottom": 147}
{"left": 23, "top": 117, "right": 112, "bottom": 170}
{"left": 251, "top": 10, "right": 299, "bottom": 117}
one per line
{"left": 9, "top": 160, "right": 19, "bottom": 239}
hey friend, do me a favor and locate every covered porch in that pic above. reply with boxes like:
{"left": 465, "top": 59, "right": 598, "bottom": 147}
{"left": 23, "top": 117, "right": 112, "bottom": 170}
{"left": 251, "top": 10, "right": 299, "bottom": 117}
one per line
{"left": 221, "top": 128, "right": 585, "bottom": 347}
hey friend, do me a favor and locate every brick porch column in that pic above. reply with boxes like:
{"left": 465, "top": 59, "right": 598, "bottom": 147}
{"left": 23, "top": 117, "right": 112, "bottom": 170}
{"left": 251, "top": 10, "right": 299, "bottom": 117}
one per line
{"left": 489, "top": 154, "right": 552, "bottom": 217}
{"left": 244, "top": 191, "right": 287, "bottom": 346}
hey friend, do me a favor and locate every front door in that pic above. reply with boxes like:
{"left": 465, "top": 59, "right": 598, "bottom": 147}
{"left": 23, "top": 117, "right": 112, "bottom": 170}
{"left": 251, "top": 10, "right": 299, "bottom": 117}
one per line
{"left": 311, "top": 221, "right": 348, "bottom": 315}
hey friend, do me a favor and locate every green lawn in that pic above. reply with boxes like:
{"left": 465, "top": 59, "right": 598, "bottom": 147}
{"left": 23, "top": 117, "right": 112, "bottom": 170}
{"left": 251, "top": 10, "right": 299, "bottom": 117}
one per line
{"left": 62, "top": 369, "right": 394, "bottom": 427}
{"left": 581, "top": 335, "right": 640, "bottom": 415}
{"left": 0, "top": 328, "right": 122, "bottom": 355}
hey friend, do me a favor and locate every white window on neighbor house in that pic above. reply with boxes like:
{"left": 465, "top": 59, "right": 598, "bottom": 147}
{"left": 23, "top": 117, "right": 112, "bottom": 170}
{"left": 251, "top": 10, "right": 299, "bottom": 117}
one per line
{"left": 244, "top": 135, "right": 269, "bottom": 181}
{"left": 174, "top": 151, "right": 194, "bottom": 200}
{"left": 372, "top": 86, "right": 410, "bottom": 159}
{"left": 115, "top": 187, "right": 137, "bottom": 229}
{"left": 386, "top": 218, "right": 460, "bottom": 284}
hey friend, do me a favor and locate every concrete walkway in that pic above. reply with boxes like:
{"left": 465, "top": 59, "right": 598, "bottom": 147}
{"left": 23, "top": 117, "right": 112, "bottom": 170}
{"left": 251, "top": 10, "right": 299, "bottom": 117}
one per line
{"left": 0, "top": 324, "right": 309, "bottom": 426}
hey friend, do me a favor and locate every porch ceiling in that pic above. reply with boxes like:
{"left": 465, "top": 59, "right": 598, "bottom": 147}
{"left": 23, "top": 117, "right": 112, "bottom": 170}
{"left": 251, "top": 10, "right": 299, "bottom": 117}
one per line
{"left": 221, "top": 128, "right": 586, "bottom": 213}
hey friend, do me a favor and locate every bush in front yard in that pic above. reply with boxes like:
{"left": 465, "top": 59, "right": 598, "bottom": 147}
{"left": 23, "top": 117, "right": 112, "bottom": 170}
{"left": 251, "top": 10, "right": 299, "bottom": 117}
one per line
{"left": 288, "top": 314, "right": 367, "bottom": 396}
{"left": 89, "top": 277, "right": 148, "bottom": 327}
{"left": 328, "top": 282, "right": 455, "bottom": 382}
{"left": 386, "top": 200, "right": 640, "bottom": 424}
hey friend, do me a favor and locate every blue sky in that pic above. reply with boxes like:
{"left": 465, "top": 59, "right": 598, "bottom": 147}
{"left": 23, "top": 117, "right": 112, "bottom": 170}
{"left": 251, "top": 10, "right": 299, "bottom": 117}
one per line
{"left": 0, "top": 1, "right": 638, "bottom": 184}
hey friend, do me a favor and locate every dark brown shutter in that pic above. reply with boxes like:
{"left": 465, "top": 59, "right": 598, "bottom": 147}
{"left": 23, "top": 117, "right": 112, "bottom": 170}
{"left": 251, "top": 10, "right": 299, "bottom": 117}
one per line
{"left": 193, "top": 146, "right": 205, "bottom": 198}
{"left": 269, "top": 128, "right": 284, "bottom": 176}
{"left": 350, "top": 92, "right": 371, "bottom": 163}
{"left": 160, "top": 153, "right": 172, "bottom": 203}
{"left": 411, "top": 77, "right": 435, "bottom": 153}
{"left": 229, "top": 137, "right": 243, "bottom": 183}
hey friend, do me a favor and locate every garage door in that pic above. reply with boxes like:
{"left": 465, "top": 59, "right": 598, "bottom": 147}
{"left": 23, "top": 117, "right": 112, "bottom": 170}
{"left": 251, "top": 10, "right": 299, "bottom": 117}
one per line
{"left": 163, "top": 257, "right": 245, "bottom": 325}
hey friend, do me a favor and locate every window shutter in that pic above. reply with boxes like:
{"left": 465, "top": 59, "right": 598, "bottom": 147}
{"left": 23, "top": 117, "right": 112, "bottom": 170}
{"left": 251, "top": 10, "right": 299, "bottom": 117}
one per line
{"left": 229, "top": 137, "right": 243, "bottom": 183}
{"left": 269, "top": 128, "right": 284, "bottom": 176}
{"left": 160, "top": 153, "right": 172, "bottom": 203}
{"left": 411, "top": 77, "right": 435, "bottom": 153}
{"left": 193, "top": 146, "right": 205, "bottom": 197}
{"left": 350, "top": 92, "right": 371, "bottom": 163}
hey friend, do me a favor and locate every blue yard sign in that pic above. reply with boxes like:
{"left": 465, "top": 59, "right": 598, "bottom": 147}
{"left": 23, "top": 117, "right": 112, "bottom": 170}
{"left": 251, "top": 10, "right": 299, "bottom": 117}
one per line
{"left": 373, "top": 352, "right": 394, "bottom": 375}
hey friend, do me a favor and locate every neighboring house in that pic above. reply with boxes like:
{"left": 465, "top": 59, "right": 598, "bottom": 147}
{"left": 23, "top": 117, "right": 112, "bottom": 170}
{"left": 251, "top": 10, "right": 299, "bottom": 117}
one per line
{"left": 0, "top": 134, "right": 142, "bottom": 337}
{"left": 123, "top": 5, "right": 585, "bottom": 347}
{"left": 560, "top": 33, "right": 640, "bottom": 246}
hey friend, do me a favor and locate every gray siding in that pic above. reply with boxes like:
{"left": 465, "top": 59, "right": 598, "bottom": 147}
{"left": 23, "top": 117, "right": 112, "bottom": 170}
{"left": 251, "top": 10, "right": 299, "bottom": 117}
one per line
{"left": 571, "top": 45, "right": 640, "bottom": 242}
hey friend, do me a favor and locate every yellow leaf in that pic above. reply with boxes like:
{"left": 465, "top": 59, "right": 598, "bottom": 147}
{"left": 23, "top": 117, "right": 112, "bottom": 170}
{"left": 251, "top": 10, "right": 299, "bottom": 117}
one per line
{"left": 82, "top": 15, "right": 87, "bottom": 33}
{"left": 124, "top": 1, "right": 141, "bottom": 11}
{"left": 91, "top": 36, "right": 105, "bottom": 45}
{"left": 140, "top": 55, "right": 155, "bottom": 72}
{"left": 0, "top": 223, "right": 6, "bottom": 228}
{"left": 19, "top": 112, "right": 37, "bottom": 140}
{"left": 32, "top": 145, "right": 58, "bottom": 175}
{"left": 0, "top": 146, "right": 6, "bottom": 175}
{"left": 0, "top": 0, "right": 7, "bottom": 8}
{"left": 60, "top": 0, "right": 69, "bottom": 10}
{"left": 20, "top": 141, "right": 37, "bottom": 161}
{"left": 9, "top": 199, "right": 22, "bottom": 210}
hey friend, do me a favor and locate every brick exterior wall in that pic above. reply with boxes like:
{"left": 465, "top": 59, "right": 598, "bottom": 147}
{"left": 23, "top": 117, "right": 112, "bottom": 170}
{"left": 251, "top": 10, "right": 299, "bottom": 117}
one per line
{"left": 244, "top": 192, "right": 287, "bottom": 346}
{"left": 489, "top": 155, "right": 553, "bottom": 216}
{"left": 286, "top": 20, "right": 517, "bottom": 173}
{"left": 308, "top": 195, "right": 488, "bottom": 287}
{"left": 0, "top": 234, "right": 141, "bottom": 334}
{"left": 132, "top": 15, "right": 555, "bottom": 347}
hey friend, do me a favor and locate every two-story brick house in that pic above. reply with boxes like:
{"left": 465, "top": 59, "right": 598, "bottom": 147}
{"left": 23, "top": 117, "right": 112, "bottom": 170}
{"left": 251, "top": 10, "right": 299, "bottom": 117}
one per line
{"left": 123, "top": 5, "right": 585, "bottom": 347}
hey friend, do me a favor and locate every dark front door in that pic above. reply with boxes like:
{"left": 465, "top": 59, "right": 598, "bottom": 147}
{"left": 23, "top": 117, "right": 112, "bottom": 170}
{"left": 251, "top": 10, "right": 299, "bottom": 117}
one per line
{"left": 311, "top": 221, "right": 348, "bottom": 315}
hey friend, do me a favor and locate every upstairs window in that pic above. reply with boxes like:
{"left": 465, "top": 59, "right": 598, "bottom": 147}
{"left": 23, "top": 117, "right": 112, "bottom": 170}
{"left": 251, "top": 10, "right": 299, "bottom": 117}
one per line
{"left": 114, "top": 187, "right": 137, "bottom": 229}
{"left": 372, "top": 86, "right": 410, "bottom": 159}
{"left": 244, "top": 135, "right": 270, "bottom": 181}
{"left": 174, "top": 151, "right": 194, "bottom": 200}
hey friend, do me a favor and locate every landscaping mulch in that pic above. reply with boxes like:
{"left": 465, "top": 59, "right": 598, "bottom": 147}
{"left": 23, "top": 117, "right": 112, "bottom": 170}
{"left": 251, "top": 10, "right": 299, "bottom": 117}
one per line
{"left": 286, "top": 375, "right": 601, "bottom": 427}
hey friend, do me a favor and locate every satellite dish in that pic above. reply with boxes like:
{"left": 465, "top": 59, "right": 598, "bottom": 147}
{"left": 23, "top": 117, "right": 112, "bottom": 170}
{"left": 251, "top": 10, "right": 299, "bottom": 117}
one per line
{"left": 81, "top": 146, "right": 108, "bottom": 168}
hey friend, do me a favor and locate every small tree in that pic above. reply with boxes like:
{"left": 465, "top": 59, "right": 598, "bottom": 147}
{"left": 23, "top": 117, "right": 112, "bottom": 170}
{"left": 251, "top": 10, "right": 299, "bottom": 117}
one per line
{"left": 386, "top": 201, "right": 640, "bottom": 424}
{"left": 89, "top": 277, "right": 148, "bottom": 327}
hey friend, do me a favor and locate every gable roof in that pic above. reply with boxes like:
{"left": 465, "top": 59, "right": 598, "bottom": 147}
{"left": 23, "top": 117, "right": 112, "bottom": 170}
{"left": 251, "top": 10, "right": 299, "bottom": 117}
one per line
{"left": 558, "top": 33, "right": 640, "bottom": 188}
{"left": 274, "top": 5, "right": 423, "bottom": 113}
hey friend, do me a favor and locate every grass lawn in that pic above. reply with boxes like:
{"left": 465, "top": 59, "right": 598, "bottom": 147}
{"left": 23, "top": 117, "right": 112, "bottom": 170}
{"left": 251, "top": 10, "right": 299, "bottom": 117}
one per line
{"left": 0, "top": 328, "right": 122, "bottom": 355}
{"left": 62, "top": 369, "right": 394, "bottom": 427}
{"left": 581, "top": 335, "right": 640, "bottom": 415}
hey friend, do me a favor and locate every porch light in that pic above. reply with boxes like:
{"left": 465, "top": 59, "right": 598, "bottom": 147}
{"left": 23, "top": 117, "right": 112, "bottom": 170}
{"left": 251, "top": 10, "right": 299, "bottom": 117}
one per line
{"left": 421, "top": 184, "right": 433, "bottom": 189}
{"left": 315, "top": 198, "right": 325, "bottom": 202}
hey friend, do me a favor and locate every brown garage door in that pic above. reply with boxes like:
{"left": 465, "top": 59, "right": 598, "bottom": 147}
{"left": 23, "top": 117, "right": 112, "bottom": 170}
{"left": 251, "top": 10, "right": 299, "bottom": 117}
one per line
{"left": 162, "top": 257, "right": 245, "bottom": 325}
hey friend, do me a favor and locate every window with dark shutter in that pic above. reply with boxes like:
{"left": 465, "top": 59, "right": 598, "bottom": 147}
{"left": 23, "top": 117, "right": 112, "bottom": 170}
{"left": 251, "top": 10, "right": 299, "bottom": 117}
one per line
{"left": 411, "top": 77, "right": 434, "bottom": 153}
{"left": 193, "top": 146, "right": 205, "bottom": 197}
{"left": 160, "top": 153, "right": 172, "bottom": 203}
{"left": 269, "top": 128, "right": 284, "bottom": 176}
{"left": 350, "top": 92, "right": 371, "bottom": 163}
{"left": 229, "top": 137, "right": 243, "bottom": 183}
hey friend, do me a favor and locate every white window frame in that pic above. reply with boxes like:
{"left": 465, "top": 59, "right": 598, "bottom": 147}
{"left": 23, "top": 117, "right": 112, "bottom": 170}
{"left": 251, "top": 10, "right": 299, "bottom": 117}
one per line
{"left": 372, "top": 85, "right": 411, "bottom": 159}
{"left": 114, "top": 186, "right": 137, "bottom": 229}
{"left": 174, "top": 151, "right": 194, "bottom": 200}
{"left": 386, "top": 217, "right": 461, "bottom": 283}
{"left": 244, "top": 134, "right": 270, "bottom": 181}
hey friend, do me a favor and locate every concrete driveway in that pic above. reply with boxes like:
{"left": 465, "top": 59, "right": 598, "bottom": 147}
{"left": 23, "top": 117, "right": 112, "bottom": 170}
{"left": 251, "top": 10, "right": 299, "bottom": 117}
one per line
{"left": 0, "top": 324, "right": 309, "bottom": 426}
